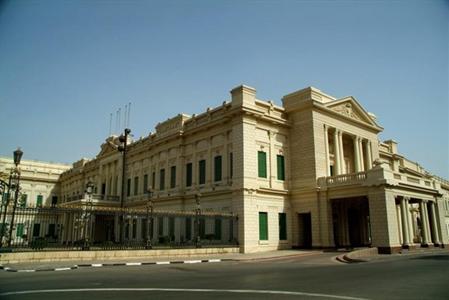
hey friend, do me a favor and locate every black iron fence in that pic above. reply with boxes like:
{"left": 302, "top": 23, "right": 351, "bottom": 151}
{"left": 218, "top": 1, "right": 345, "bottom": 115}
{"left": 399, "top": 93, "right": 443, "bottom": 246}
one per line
{"left": 0, "top": 205, "right": 238, "bottom": 252}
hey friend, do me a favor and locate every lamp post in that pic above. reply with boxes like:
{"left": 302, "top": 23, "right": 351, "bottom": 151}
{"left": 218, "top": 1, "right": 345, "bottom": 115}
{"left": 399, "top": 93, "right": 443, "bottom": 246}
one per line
{"left": 145, "top": 188, "right": 154, "bottom": 249}
{"left": 83, "top": 181, "right": 94, "bottom": 250}
{"left": 195, "top": 192, "right": 201, "bottom": 248}
{"left": 7, "top": 147, "right": 23, "bottom": 248}
{"left": 118, "top": 128, "right": 131, "bottom": 244}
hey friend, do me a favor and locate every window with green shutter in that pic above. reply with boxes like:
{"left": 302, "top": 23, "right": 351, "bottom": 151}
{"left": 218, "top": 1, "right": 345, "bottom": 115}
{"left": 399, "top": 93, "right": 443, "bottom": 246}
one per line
{"left": 169, "top": 217, "right": 175, "bottom": 239}
{"left": 152, "top": 171, "right": 156, "bottom": 189}
{"left": 279, "top": 213, "right": 287, "bottom": 240}
{"left": 186, "top": 163, "right": 193, "bottom": 187}
{"left": 258, "top": 151, "right": 267, "bottom": 178}
{"left": 199, "top": 160, "right": 206, "bottom": 185}
{"left": 199, "top": 218, "right": 206, "bottom": 239}
{"left": 143, "top": 174, "right": 148, "bottom": 193}
{"left": 134, "top": 176, "right": 139, "bottom": 195}
{"left": 158, "top": 217, "right": 164, "bottom": 236}
{"left": 229, "top": 152, "right": 233, "bottom": 179}
{"left": 170, "top": 166, "right": 176, "bottom": 188}
{"left": 16, "top": 223, "right": 24, "bottom": 237}
{"left": 2, "top": 192, "right": 9, "bottom": 204}
{"left": 127, "top": 178, "right": 131, "bottom": 196}
{"left": 0, "top": 223, "right": 8, "bottom": 235}
{"left": 20, "top": 194, "right": 27, "bottom": 208}
{"left": 185, "top": 217, "right": 192, "bottom": 240}
{"left": 33, "top": 223, "right": 40, "bottom": 237}
{"left": 36, "top": 195, "right": 43, "bottom": 207}
{"left": 159, "top": 169, "right": 165, "bottom": 190}
{"left": 277, "top": 155, "right": 285, "bottom": 181}
{"left": 214, "top": 155, "right": 222, "bottom": 182}
{"left": 259, "top": 212, "right": 268, "bottom": 240}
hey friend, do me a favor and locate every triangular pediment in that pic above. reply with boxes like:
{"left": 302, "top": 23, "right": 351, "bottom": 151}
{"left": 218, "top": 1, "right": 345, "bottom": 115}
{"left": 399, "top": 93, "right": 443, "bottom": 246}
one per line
{"left": 325, "top": 97, "right": 379, "bottom": 128}
{"left": 97, "top": 136, "right": 120, "bottom": 158}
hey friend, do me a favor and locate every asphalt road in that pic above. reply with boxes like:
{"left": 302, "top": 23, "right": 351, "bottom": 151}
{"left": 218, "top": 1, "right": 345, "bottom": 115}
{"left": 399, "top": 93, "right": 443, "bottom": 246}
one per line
{"left": 0, "top": 252, "right": 448, "bottom": 300}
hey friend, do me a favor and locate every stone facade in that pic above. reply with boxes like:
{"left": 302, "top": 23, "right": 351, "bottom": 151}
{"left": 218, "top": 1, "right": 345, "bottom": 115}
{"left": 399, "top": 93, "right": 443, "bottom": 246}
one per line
{"left": 2, "top": 84, "right": 448, "bottom": 253}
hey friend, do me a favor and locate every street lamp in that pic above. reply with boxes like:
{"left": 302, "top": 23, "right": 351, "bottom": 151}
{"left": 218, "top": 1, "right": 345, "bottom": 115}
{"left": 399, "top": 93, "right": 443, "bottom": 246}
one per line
{"left": 83, "top": 181, "right": 95, "bottom": 250}
{"left": 195, "top": 192, "right": 202, "bottom": 248}
{"left": 7, "top": 147, "right": 23, "bottom": 248}
{"left": 145, "top": 187, "right": 154, "bottom": 249}
{"left": 118, "top": 128, "right": 131, "bottom": 244}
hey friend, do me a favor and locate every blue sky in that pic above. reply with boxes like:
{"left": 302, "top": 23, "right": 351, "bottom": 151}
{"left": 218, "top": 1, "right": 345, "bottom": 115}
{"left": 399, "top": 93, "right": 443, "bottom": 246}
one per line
{"left": 0, "top": 0, "right": 448, "bottom": 177}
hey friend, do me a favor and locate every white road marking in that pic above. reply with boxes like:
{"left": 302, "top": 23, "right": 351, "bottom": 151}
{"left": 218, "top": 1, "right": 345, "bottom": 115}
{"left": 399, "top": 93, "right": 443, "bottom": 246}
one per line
{"left": 155, "top": 261, "right": 170, "bottom": 265}
{"left": 208, "top": 259, "right": 221, "bottom": 263}
{"left": 184, "top": 260, "right": 202, "bottom": 264}
{"left": 17, "top": 270, "right": 36, "bottom": 273}
{"left": 0, "top": 288, "right": 370, "bottom": 300}
{"left": 91, "top": 264, "right": 103, "bottom": 267}
{"left": 125, "top": 262, "right": 142, "bottom": 266}
{"left": 54, "top": 268, "right": 72, "bottom": 271}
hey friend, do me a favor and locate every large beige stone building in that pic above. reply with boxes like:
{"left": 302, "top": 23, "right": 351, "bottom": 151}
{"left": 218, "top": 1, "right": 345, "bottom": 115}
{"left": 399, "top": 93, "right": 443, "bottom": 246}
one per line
{"left": 2, "top": 85, "right": 449, "bottom": 253}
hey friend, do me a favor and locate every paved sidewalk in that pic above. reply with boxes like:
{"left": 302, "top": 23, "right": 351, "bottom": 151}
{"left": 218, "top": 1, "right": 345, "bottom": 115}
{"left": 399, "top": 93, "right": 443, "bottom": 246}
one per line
{"left": 0, "top": 249, "right": 321, "bottom": 272}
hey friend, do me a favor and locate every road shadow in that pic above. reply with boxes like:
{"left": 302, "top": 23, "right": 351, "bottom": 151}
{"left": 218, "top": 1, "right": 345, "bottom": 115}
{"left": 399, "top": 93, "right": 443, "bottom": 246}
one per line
{"left": 411, "top": 254, "right": 449, "bottom": 261}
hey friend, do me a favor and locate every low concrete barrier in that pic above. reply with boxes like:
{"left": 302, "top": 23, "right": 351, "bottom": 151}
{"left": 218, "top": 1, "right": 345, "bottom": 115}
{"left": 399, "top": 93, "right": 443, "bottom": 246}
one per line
{"left": 0, "top": 247, "right": 239, "bottom": 264}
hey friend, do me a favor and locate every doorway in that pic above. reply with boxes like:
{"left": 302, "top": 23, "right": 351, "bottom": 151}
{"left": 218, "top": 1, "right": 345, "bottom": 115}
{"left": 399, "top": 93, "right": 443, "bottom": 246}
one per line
{"left": 297, "top": 213, "right": 312, "bottom": 248}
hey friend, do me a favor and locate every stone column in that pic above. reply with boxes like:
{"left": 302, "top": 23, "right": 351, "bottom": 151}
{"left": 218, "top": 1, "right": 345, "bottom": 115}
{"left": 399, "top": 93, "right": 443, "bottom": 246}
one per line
{"left": 400, "top": 197, "right": 411, "bottom": 246}
{"left": 353, "top": 136, "right": 361, "bottom": 172}
{"left": 359, "top": 138, "right": 365, "bottom": 172}
{"left": 429, "top": 201, "right": 441, "bottom": 245}
{"left": 324, "top": 125, "right": 330, "bottom": 176}
{"left": 423, "top": 201, "right": 432, "bottom": 244}
{"left": 419, "top": 200, "right": 430, "bottom": 245}
{"left": 338, "top": 131, "right": 345, "bottom": 174}
{"left": 365, "top": 140, "right": 373, "bottom": 170}
{"left": 333, "top": 129, "right": 340, "bottom": 175}
{"left": 396, "top": 202, "right": 403, "bottom": 245}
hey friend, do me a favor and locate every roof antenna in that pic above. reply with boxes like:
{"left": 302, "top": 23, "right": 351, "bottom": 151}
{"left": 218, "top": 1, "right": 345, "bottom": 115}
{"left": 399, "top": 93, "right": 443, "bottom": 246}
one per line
{"left": 109, "top": 113, "right": 113, "bottom": 136}
{"left": 115, "top": 110, "right": 119, "bottom": 134}
{"left": 127, "top": 102, "right": 131, "bottom": 128}
{"left": 124, "top": 104, "right": 128, "bottom": 130}
{"left": 118, "top": 108, "right": 121, "bottom": 132}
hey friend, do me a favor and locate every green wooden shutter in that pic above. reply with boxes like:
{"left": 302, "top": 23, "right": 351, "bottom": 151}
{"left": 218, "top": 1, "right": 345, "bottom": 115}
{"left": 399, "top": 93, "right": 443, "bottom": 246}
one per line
{"left": 158, "top": 217, "right": 164, "bottom": 236}
{"left": 36, "top": 195, "right": 43, "bottom": 207}
{"left": 277, "top": 155, "right": 285, "bottom": 181}
{"left": 199, "top": 160, "right": 206, "bottom": 184}
{"left": 229, "top": 152, "right": 233, "bottom": 179}
{"left": 134, "top": 176, "right": 139, "bottom": 195}
{"left": 160, "top": 169, "right": 165, "bottom": 190}
{"left": 170, "top": 166, "right": 176, "bottom": 188}
{"left": 169, "top": 217, "right": 175, "bottom": 239}
{"left": 127, "top": 178, "right": 131, "bottom": 196}
{"left": 20, "top": 194, "right": 27, "bottom": 208}
{"left": 16, "top": 223, "right": 24, "bottom": 237}
{"left": 33, "top": 223, "right": 40, "bottom": 237}
{"left": 143, "top": 174, "right": 148, "bottom": 193}
{"left": 258, "top": 151, "right": 267, "bottom": 178}
{"left": 186, "top": 163, "right": 193, "bottom": 187}
{"left": 199, "top": 218, "right": 206, "bottom": 238}
{"left": 185, "top": 217, "right": 192, "bottom": 240}
{"left": 214, "top": 156, "right": 222, "bottom": 182}
{"left": 279, "top": 213, "right": 287, "bottom": 240}
{"left": 259, "top": 212, "right": 268, "bottom": 240}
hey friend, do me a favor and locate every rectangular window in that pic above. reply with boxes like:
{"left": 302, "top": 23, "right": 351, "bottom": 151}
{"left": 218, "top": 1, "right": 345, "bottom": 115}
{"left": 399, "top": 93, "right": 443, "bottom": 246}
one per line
{"left": 0, "top": 223, "right": 7, "bottom": 235}
{"left": 279, "top": 213, "right": 287, "bottom": 240}
{"left": 199, "top": 218, "right": 206, "bottom": 239}
{"left": 20, "top": 194, "right": 27, "bottom": 208}
{"left": 330, "top": 165, "right": 334, "bottom": 176}
{"left": 259, "top": 212, "right": 268, "bottom": 240}
{"left": 16, "top": 223, "right": 24, "bottom": 237}
{"left": 125, "top": 222, "right": 130, "bottom": 239}
{"left": 134, "top": 176, "right": 139, "bottom": 196}
{"left": 33, "top": 223, "right": 40, "bottom": 237}
{"left": 152, "top": 171, "right": 156, "bottom": 189}
{"left": 132, "top": 219, "right": 137, "bottom": 239}
{"left": 186, "top": 163, "right": 193, "bottom": 187}
{"left": 170, "top": 166, "right": 176, "bottom": 188}
{"left": 36, "top": 195, "right": 43, "bottom": 207}
{"left": 185, "top": 217, "right": 192, "bottom": 240}
{"left": 258, "top": 151, "right": 267, "bottom": 178}
{"left": 143, "top": 174, "right": 148, "bottom": 193}
{"left": 214, "top": 155, "right": 222, "bottom": 182}
{"left": 48, "top": 224, "right": 56, "bottom": 237}
{"left": 277, "top": 155, "right": 285, "bottom": 181}
{"left": 158, "top": 217, "right": 164, "bottom": 236}
{"left": 214, "top": 218, "right": 222, "bottom": 240}
{"left": 199, "top": 160, "right": 206, "bottom": 185}
{"left": 169, "top": 217, "right": 175, "bottom": 239}
{"left": 127, "top": 178, "right": 131, "bottom": 196}
{"left": 51, "top": 196, "right": 57, "bottom": 206}
{"left": 159, "top": 169, "right": 165, "bottom": 190}
{"left": 141, "top": 218, "right": 147, "bottom": 239}
{"left": 229, "top": 152, "right": 233, "bottom": 179}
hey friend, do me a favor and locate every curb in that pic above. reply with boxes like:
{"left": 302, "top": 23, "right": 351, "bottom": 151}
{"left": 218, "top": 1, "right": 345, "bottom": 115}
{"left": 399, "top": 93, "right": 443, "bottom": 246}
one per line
{"left": 334, "top": 254, "right": 366, "bottom": 264}
{"left": 0, "top": 258, "right": 235, "bottom": 273}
